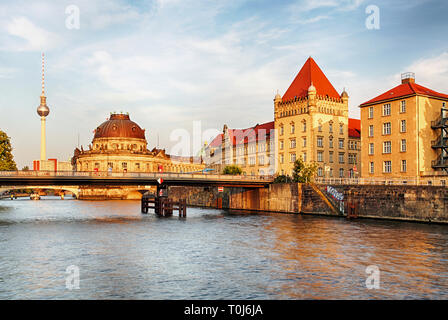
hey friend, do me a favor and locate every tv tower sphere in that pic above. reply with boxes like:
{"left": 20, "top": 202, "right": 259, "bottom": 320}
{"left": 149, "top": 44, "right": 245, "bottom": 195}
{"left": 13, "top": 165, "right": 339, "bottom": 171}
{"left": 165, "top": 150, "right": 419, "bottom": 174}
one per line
{"left": 37, "top": 53, "right": 50, "bottom": 117}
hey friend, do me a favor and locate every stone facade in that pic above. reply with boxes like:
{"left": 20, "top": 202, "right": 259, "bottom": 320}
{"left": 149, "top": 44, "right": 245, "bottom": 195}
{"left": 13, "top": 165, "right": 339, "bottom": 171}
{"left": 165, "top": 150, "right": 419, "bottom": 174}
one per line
{"left": 274, "top": 57, "right": 360, "bottom": 178}
{"left": 360, "top": 73, "right": 448, "bottom": 179}
{"left": 168, "top": 184, "right": 448, "bottom": 224}
{"left": 73, "top": 113, "right": 205, "bottom": 174}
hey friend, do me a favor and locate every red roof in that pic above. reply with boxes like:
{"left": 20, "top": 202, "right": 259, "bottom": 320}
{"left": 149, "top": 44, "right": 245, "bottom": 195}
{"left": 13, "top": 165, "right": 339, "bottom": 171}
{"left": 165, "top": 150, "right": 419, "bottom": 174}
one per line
{"left": 348, "top": 118, "right": 360, "bottom": 138}
{"left": 360, "top": 81, "right": 448, "bottom": 107}
{"left": 208, "top": 121, "right": 275, "bottom": 148}
{"left": 282, "top": 57, "right": 341, "bottom": 102}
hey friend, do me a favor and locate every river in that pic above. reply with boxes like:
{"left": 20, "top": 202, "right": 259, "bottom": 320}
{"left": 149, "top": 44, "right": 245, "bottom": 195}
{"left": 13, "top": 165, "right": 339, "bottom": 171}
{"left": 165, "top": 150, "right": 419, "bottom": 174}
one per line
{"left": 0, "top": 196, "right": 447, "bottom": 299}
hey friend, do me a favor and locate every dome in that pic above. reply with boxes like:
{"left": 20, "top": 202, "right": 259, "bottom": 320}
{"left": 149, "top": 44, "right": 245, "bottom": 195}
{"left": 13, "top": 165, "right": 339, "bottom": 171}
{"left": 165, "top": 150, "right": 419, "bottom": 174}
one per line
{"left": 308, "top": 83, "right": 316, "bottom": 93}
{"left": 37, "top": 96, "right": 49, "bottom": 117}
{"left": 37, "top": 104, "right": 49, "bottom": 117}
{"left": 94, "top": 113, "right": 146, "bottom": 140}
{"left": 341, "top": 88, "right": 349, "bottom": 98}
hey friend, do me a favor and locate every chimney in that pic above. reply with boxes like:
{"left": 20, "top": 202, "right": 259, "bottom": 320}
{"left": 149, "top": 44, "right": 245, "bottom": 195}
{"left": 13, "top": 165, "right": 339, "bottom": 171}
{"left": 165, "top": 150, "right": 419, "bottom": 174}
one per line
{"left": 401, "top": 72, "right": 415, "bottom": 84}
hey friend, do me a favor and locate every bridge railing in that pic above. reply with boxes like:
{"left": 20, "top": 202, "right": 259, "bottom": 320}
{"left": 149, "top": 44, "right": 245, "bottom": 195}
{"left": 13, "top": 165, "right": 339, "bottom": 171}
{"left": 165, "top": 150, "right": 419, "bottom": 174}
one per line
{"left": 0, "top": 170, "right": 274, "bottom": 182}
{"left": 315, "top": 177, "right": 448, "bottom": 186}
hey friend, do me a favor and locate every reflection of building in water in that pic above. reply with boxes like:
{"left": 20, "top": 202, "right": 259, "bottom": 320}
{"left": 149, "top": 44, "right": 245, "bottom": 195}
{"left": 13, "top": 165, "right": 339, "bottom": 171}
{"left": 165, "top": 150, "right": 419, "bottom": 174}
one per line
{"left": 72, "top": 113, "right": 204, "bottom": 173}
{"left": 275, "top": 57, "right": 360, "bottom": 178}
{"left": 205, "top": 122, "right": 276, "bottom": 176}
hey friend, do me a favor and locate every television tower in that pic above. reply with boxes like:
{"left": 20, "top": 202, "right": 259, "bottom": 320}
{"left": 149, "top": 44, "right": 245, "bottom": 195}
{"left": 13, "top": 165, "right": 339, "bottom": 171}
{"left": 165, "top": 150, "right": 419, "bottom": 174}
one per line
{"left": 37, "top": 53, "right": 50, "bottom": 161}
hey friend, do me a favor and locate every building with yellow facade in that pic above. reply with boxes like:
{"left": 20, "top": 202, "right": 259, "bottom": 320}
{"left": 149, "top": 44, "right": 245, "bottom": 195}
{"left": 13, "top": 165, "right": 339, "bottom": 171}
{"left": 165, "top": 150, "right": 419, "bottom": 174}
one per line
{"left": 360, "top": 73, "right": 448, "bottom": 181}
{"left": 72, "top": 113, "right": 205, "bottom": 173}
{"left": 275, "top": 57, "right": 361, "bottom": 178}
{"left": 205, "top": 122, "right": 275, "bottom": 176}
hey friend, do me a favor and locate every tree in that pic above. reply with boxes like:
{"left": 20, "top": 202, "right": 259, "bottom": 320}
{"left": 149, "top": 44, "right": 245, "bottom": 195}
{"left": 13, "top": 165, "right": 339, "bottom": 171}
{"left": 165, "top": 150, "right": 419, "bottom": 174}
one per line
{"left": 0, "top": 130, "right": 17, "bottom": 171}
{"left": 22, "top": 166, "right": 30, "bottom": 171}
{"left": 292, "top": 157, "right": 318, "bottom": 183}
{"left": 273, "top": 175, "right": 292, "bottom": 183}
{"left": 222, "top": 164, "right": 243, "bottom": 175}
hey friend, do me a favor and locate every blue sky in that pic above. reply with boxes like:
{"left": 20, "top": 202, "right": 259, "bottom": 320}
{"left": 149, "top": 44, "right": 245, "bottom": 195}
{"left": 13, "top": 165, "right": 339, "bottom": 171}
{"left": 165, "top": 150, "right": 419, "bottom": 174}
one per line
{"left": 1, "top": 0, "right": 448, "bottom": 168}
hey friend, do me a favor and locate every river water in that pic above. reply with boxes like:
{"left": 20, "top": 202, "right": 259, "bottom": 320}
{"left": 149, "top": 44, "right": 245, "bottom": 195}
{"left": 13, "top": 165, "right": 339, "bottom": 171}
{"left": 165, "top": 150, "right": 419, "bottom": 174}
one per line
{"left": 0, "top": 196, "right": 447, "bottom": 300}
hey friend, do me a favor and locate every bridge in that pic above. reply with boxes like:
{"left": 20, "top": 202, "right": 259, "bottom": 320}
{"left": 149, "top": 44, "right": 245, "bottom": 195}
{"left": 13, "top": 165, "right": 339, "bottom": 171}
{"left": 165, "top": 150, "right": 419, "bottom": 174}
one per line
{"left": 0, "top": 171, "right": 274, "bottom": 199}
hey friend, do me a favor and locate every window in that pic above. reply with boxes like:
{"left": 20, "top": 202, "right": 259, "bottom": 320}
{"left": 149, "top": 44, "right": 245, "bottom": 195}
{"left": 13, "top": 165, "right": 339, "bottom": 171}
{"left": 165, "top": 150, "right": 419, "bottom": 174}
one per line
{"left": 107, "top": 162, "right": 114, "bottom": 169}
{"left": 338, "top": 152, "right": 345, "bottom": 164}
{"left": 401, "top": 120, "right": 406, "bottom": 133}
{"left": 250, "top": 157, "right": 256, "bottom": 166}
{"left": 383, "top": 161, "right": 392, "bottom": 173}
{"left": 259, "top": 156, "right": 265, "bottom": 165}
{"left": 291, "top": 123, "right": 295, "bottom": 134}
{"left": 339, "top": 124, "right": 344, "bottom": 134}
{"left": 317, "top": 137, "right": 323, "bottom": 147}
{"left": 369, "top": 143, "right": 374, "bottom": 155}
{"left": 317, "top": 167, "right": 323, "bottom": 177}
{"left": 383, "top": 141, "right": 391, "bottom": 154}
{"left": 303, "top": 121, "right": 307, "bottom": 132}
{"left": 135, "top": 163, "right": 140, "bottom": 170}
{"left": 280, "top": 140, "right": 284, "bottom": 150}
{"left": 369, "top": 162, "right": 374, "bottom": 174}
{"left": 280, "top": 126, "right": 284, "bottom": 136}
{"left": 303, "top": 137, "right": 307, "bottom": 148}
{"left": 329, "top": 168, "right": 333, "bottom": 177}
{"left": 329, "top": 138, "right": 333, "bottom": 148}
{"left": 339, "top": 168, "right": 344, "bottom": 178}
{"left": 401, "top": 100, "right": 406, "bottom": 113}
{"left": 349, "top": 153, "right": 357, "bottom": 164}
{"left": 280, "top": 154, "right": 284, "bottom": 164}
{"left": 339, "top": 139, "right": 344, "bottom": 149}
{"left": 383, "top": 103, "right": 391, "bottom": 116}
{"left": 401, "top": 139, "right": 407, "bottom": 152}
{"left": 318, "top": 123, "right": 322, "bottom": 132}
{"left": 383, "top": 122, "right": 391, "bottom": 135}
{"left": 329, "top": 151, "right": 334, "bottom": 163}
{"left": 401, "top": 160, "right": 407, "bottom": 172}
{"left": 369, "top": 125, "right": 374, "bottom": 137}
{"left": 122, "top": 162, "right": 128, "bottom": 169}
{"left": 368, "top": 107, "right": 374, "bottom": 119}
{"left": 290, "top": 153, "right": 296, "bottom": 163}
{"left": 317, "top": 151, "right": 323, "bottom": 162}
{"left": 329, "top": 123, "right": 333, "bottom": 133}
{"left": 303, "top": 152, "right": 307, "bottom": 162}
{"left": 290, "top": 139, "right": 296, "bottom": 148}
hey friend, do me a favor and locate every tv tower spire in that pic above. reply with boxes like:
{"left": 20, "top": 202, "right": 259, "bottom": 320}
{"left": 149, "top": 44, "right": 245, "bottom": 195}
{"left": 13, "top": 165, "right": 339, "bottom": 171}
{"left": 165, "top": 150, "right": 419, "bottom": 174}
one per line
{"left": 37, "top": 53, "right": 50, "bottom": 161}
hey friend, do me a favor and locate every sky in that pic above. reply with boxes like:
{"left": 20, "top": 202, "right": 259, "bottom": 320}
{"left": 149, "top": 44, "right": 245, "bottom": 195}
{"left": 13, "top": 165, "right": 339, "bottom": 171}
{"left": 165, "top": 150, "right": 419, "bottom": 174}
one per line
{"left": 1, "top": 0, "right": 448, "bottom": 169}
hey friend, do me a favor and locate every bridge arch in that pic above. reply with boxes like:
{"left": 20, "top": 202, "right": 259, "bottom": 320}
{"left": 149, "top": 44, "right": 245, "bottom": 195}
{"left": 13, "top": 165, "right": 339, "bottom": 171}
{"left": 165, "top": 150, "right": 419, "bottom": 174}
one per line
{"left": 0, "top": 186, "right": 80, "bottom": 198}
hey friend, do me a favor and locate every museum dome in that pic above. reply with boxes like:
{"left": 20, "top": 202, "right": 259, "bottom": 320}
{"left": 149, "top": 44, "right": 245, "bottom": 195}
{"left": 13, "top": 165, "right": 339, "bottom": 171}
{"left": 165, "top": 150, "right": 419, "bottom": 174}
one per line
{"left": 93, "top": 113, "right": 146, "bottom": 140}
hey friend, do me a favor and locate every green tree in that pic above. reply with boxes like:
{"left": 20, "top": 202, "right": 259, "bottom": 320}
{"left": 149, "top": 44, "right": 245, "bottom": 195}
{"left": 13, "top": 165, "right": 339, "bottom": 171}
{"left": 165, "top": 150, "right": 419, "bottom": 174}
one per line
{"left": 273, "top": 175, "right": 292, "bottom": 183}
{"left": 292, "top": 157, "right": 318, "bottom": 183}
{"left": 222, "top": 164, "right": 243, "bottom": 175}
{"left": 22, "top": 166, "right": 30, "bottom": 171}
{"left": 0, "top": 130, "right": 17, "bottom": 171}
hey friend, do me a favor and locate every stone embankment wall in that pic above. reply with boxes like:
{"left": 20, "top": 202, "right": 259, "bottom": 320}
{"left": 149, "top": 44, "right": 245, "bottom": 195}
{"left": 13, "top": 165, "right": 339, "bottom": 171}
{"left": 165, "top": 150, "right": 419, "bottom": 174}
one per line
{"left": 169, "top": 183, "right": 448, "bottom": 224}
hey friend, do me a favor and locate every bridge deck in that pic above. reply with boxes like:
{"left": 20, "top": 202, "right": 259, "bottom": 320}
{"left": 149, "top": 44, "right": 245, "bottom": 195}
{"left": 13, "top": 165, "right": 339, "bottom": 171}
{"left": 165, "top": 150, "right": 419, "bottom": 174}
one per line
{"left": 0, "top": 171, "right": 273, "bottom": 188}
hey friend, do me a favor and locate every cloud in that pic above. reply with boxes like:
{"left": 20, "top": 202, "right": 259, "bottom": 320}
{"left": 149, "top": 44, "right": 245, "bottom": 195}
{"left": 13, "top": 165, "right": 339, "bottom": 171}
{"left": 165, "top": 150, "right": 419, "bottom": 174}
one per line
{"left": 5, "top": 16, "right": 60, "bottom": 51}
{"left": 401, "top": 52, "right": 448, "bottom": 92}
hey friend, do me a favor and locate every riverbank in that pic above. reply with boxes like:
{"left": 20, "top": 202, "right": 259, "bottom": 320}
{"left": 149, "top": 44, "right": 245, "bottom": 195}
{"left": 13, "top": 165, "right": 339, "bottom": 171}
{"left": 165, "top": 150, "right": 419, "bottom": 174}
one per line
{"left": 168, "top": 183, "right": 448, "bottom": 224}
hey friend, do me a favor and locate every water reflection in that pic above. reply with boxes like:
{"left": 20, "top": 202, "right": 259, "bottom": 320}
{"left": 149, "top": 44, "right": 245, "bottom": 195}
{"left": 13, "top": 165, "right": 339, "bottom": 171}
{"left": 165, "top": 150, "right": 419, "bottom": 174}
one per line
{"left": 0, "top": 198, "right": 447, "bottom": 299}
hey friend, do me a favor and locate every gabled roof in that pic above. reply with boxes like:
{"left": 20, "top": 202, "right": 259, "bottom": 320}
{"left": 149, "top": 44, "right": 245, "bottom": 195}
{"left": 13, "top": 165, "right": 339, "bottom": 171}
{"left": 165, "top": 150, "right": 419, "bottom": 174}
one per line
{"left": 208, "top": 121, "right": 275, "bottom": 148}
{"left": 282, "top": 57, "right": 341, "bottom": 102}
{"left": 360, "top": 81, "right": 448, "bottom": 107}
{"left": 348, "top": 118, "right": 360, "bottom": 139}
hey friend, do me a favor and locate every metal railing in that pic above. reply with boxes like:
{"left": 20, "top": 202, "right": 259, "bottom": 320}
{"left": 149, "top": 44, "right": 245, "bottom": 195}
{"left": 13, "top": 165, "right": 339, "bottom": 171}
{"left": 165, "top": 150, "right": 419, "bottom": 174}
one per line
{"left": 315, "top": 177, "right": 447, "bottom": 186}
{"left": 0, "top": 170, "right": 274, "bottom": 182}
